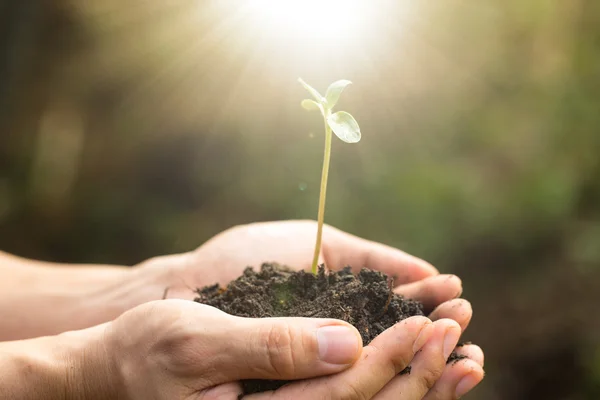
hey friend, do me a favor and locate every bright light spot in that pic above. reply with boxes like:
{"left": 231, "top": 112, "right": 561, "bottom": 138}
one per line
{"left": 247, "top": 0, "right": 370, "bottom": 43}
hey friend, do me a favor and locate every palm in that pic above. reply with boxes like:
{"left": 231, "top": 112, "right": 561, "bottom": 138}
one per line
{"left": 176, "top": 220, "right": 460, "bottom": 313}
{"left": 187, "top": 220, "right": 326, "bottom": 287}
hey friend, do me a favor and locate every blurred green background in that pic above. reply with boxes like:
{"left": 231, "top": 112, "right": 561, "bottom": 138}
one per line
{"left": 1, "top": 1, "right": 599, "bottom": 398}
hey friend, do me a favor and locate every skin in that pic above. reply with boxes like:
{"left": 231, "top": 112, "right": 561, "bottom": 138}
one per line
{"left": 0, "top": 220, "right": 484, "bottom": 399}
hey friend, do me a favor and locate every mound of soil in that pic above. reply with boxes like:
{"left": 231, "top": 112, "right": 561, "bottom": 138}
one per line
{"left": 194, "top": 263, "right": 465, "bottom": 395}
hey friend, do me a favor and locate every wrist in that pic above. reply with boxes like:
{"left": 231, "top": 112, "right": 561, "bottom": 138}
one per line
{"left": 60, "top": 325, "right": 117, "bottom": 400}
{"left": 0, "top": 253, "right": 188, "bottom": 341}
{"left": 78, "top": 256, "right": 181, "bottom": 326}
{"left": 0, "top": 325, "right": 114, "bottom": 400}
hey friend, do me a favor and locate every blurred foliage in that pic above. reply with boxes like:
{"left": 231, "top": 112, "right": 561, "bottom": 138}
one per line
{"left": 1, "top": 1, "right": 600, "bottom": 398}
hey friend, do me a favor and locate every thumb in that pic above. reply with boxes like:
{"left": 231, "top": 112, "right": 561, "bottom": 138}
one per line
{"left": 204, "top": 312, "right": 363, "bottom": 383}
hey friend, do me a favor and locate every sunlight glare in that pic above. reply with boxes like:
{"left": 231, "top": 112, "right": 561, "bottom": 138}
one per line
{"left": 247, "top": 0, "right": 370, "bottom": 44}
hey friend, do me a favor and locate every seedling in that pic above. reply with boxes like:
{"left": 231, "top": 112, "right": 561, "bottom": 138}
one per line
{"left": 299, "top": 78, "right": 362, "bottom": 275}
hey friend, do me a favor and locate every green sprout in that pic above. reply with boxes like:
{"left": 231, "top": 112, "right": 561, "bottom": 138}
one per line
{"left": 299, "top": 78, "right": 362, "bottom": 275}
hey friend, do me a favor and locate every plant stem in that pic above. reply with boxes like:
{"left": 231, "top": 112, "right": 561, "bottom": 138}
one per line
{"left": 311, "top": 110, "right": 333, "bottom": 275}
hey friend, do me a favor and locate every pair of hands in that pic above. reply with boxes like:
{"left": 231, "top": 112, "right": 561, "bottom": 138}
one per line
{"left": 94, "top": 221, "right": 484, "bottom": 399}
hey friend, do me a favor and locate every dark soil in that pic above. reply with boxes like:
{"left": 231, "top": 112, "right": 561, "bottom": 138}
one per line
{"left": 194, "top": 263, "right": 466, "bottom": 395}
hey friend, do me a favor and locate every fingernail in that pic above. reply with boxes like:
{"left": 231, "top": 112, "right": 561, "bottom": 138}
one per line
{"left": 455, "top": 373, "right": 480, "bottom": 398}
{"left": 412, "top": 322, "right": 433, "bottom": 353}
{"left": 443, "top": 326, "right": 461, "bottom": 360}
{"left": 317, "top": 326, "right": 361, "bottom": 365}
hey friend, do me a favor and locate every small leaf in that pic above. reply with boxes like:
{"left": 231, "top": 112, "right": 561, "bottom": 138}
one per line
{"left": 301, "top": 99, "right": 322, "bottom": 112}
{"left": 325, "top": 80, "right": 352, "bottom": 109}
{"left": 298, "top": 78, "right": 324, "bottom": 103}
{"left": 327, "top": 111, "right": 361, "bottom": 143}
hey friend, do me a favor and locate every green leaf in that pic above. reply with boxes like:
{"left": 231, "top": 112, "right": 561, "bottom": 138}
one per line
{"left": 301, "top": 99, "right": 322, "bottom": 113}
{"left": 298, "top": 78, "right": 324, "bottom": 103}
{"left": 325, "top": 80, "right": 352, "bottom": 109}
{"left": 327, "top": 111, "right": 361, "bottom": 143}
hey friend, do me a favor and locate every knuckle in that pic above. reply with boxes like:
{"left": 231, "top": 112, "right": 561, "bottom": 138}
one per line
{"left": 394, "top": 351, "right": 413, "bottom": 374}
{"left": 419, "top": 361, "right": 444, "bottom": 391}
{"left": 380, "top": 340, "right": 413, "bottom": 374}
{"left": 263, "top": 324, "right": 297, "bottom": 377}
{"left": 372, "top": 342, "right": 412, "bottom": 376}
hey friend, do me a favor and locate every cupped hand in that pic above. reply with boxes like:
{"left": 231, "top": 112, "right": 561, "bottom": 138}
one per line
{"left": 93, "top": 300, "right": 480, "bottom": 399}
{"left": 160, "top": 220, "right": 460, "bottom": 310}
{"left": 137, "top": 220, "right": 484, "bottom": 397}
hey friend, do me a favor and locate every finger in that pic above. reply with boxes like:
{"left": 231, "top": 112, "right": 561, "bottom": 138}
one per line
{"left": 184, "top": 303, "right": 364, "bottom": 384}
{"left": 374, "top": 319, "right": 461, "bottom": 399}
{"left": 422, "top": 358, "right": 484, "bottom": 400}
{"left": 247, "top": 316, "right": 434, "bottom": 400}
{"left": 429, "top": 299, "right": 472, "bottom": 332}
{"left": 455, "top": 344, "right": 484, "bottom": 367}
{"left": 394, "top": 275, "right": 463, "bottom": 312}
{"left": 193, "top": 382, "right": 243, "bottom": 399}
{"left": 322, "top": 225, "right": 439, "bottom": 284}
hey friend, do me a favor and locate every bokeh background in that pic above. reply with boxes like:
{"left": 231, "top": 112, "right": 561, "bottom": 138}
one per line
{"left": 1, "top": 1, "right": 599, "bottom": 398}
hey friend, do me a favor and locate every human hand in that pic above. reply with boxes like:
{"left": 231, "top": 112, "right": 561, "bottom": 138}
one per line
{"left": 155, "top": 220, "right": 460, "bottom": 310}
{"left": 76, "top": 299, "right": 479, "bottom": 399}
{"left": 136, "top": 220, "right": 484, "bottom": 397}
